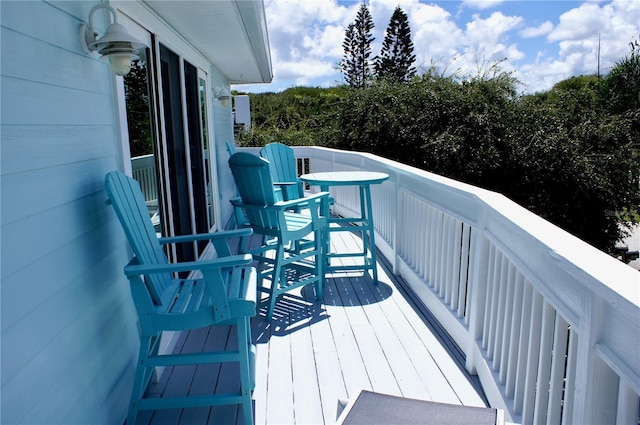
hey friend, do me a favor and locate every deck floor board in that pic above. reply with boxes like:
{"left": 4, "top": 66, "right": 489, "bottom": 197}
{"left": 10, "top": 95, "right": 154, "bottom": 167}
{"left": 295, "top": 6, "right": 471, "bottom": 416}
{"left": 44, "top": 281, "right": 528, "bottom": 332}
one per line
{"left": 136, "top": 225, "right": 486, "bottom": 425}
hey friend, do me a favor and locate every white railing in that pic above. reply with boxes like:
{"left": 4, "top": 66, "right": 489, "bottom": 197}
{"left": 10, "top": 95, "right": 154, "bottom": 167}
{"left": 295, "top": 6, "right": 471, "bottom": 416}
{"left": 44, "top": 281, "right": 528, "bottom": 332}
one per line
{"left": 283, "top": 146, "right": 640, "bottom": 425}
{"left": 131, "top": 154, "right": 158, "bottom": 204}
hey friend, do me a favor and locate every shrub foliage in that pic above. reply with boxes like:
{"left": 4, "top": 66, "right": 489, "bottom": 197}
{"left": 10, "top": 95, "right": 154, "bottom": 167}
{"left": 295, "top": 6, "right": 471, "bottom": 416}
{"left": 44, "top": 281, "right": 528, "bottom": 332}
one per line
{"left": 237, "top": 55, "right": 639, "bottom": 253}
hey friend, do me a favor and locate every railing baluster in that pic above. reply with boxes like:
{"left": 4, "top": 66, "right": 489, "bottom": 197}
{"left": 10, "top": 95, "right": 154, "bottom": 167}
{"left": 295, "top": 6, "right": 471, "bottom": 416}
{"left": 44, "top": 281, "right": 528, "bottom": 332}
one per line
{"left": 420, "top": 200, "right": 428, "bottom": 279}
{"left": 418, "top": 202, "right": 426, "bottom": 281}
{"left": 435, "top": 211, "right": 444, "bottom": 294}
{"left": 487, "top": 248, "right": 502, "bottom": 359}
{"left": 514, "top": 280, "right": 533, "bottom": 414}
{"left": 533, "top": 300, "right": 555, "bottom": 424}
{"left": 616, "top": 380, "right": 640, "bottom": 424}
{"left": 428, "top": 208, "right": 438, "bottom": 287}
{"left": 522, "top": 289, "right": 543, "bottom": 425}
{"left": 492, "top": 255, "right": 509, "bottom": 372}
{"left": 561, "top": 328, "right": 577, "bottom": 425}
{"left": 442, "top": 215, "right": 453, "bottom": 301}
{"left": 547, "top": 313, "right": 569, "bottom": 425}
{"left": 499, "top": 262, "right": 516, "bottom": 383}
{"left": 482, "top": 243, "right": 496, "bottom": 350}
{"left": 505, "top": 271, "right": 524, "bottom": 398}
{"left": 458, "top": 224, "right": 470, "bottom": 320}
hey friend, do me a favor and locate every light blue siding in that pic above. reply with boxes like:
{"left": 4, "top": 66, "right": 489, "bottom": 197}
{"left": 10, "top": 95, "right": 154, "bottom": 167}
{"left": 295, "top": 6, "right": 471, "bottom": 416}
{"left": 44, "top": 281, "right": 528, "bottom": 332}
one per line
{"left": 1, "top": 1, "right": 139, "bottom": 423}
{"left": 210, "top": 68, "right": 238, "bottom": 228}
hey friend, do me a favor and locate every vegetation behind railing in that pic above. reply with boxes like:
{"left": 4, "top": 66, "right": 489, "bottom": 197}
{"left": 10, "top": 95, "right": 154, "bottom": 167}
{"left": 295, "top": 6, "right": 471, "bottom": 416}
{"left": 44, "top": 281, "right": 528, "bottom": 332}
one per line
{"left": 237, "top": 47, "right": 640, "bottom": 256}
{"left": 292, "top": 146, "right": 639, "bottom": 425}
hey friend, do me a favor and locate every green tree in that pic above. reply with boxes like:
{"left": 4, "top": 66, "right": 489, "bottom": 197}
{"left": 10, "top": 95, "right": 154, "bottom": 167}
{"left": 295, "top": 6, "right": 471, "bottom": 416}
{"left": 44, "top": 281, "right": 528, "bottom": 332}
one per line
{"left": 241, "top": 52, "right": 640, "bottom": 254}
{"left": 124, "top": 60, "right": 153, "bottom": 157}
{"left": 341, "top": 3, "right": 375, "bottom": 88}
{"left": 374, "top": 6, "right": 416, "bottom": 82}
{"left": 235, "top": 87, "right": 344, "bottom": 147}
{"left": 341, "top": 24, "right": 359, "bottom": 87}
{"left": 600, "top": 37, "right": 640, "bottom": 114}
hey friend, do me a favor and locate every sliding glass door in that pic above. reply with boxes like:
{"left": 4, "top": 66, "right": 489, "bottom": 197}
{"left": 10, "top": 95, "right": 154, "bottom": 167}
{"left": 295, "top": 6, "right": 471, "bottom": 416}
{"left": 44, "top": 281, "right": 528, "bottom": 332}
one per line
{"left": 124, "top": 39, "right": 216, "bottom": 263}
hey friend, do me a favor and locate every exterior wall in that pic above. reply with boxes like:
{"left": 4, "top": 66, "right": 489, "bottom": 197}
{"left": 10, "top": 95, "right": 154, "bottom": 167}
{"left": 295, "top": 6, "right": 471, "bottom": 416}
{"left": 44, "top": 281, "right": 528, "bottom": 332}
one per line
{"left": 1, "top": 1, "right": 254, "bottom": 422}
{"left": 210, "top": 69, "right": 238, "bottom": 229}
{"left": 1, "top": 1, "right": 139, "bottom": 423}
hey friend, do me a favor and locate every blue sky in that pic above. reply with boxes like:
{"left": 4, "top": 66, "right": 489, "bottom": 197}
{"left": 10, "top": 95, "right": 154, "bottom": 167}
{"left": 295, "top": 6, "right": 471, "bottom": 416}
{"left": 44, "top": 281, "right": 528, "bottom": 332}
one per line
{"left": 233, "top": 0, "right": 639, "bottom": 94}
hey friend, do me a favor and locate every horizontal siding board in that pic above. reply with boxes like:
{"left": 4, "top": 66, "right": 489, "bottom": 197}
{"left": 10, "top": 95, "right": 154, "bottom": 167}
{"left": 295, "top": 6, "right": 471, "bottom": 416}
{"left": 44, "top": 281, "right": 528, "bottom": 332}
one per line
{"left": 0, "top": 125, "right": 115, "bottom": 175}
{"left": 3, "top": 290, "right": 135, "bottom": 423}
{"left": 1, "top": 77, "right": 114, "bottom": 126}
{"left": 1, "top": 26, "right": 111, "bottom": 93}
{"left": 1, "top": 251, "right": 137, "bottom": 424}
{"left": 1, "top": 214, "right": 127, "bottom": 330}
{"left": 1, "top": 157, "right": 118, "bottom": 225}
{"left": 1, "top": 190, "right": 117, "bottom": 278}
{"left": 1, "top": 246, "right": 132, "bottom": 385}
{"left": 1, "top": 1, "right": 88, "bottom": 50}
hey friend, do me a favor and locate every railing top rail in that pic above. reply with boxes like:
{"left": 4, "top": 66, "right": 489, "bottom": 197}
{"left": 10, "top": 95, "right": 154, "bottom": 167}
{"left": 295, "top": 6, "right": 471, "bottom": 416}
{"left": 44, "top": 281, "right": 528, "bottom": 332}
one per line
{"left": 292, "top": 146, "right": 639, "bottom": 309}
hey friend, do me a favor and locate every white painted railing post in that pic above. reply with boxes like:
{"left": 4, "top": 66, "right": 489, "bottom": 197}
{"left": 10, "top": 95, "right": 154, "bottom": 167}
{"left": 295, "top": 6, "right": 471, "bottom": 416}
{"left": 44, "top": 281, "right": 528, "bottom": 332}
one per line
{"left": 571, "top": 294, "right": 618, "bottom": 424}
{"left": 393, "top": 174, "right": 401, "bottom": 275}
{"left": 465, "top": 207, "right": 489, "bottom": 375}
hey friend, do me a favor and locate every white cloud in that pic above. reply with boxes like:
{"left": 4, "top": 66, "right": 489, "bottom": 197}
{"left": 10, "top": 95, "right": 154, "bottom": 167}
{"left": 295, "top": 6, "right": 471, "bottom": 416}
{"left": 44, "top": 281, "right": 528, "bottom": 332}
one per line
{"left": 462, "top": 0, "right": 506, "bottom": 10}
{"left": 236, "top": 0, "right": 639, "bottom": 94}
{"left": 465, "top": 11, "right": 523, "bottom": 44}
{"left": 261, "top": 0, "right": 357, "bottom": 85}
{"left": 408, "top": 3, "right": 466, "bottom": 67}
{"left": 520, "top": 21, "right": 553, "bottom": 38}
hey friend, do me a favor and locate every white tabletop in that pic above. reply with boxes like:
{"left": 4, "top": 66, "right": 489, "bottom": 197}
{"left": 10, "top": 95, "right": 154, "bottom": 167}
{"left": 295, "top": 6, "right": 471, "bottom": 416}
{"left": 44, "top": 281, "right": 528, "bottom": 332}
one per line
{"left": 300, "top": 171, "right": 389, "bottom": 187}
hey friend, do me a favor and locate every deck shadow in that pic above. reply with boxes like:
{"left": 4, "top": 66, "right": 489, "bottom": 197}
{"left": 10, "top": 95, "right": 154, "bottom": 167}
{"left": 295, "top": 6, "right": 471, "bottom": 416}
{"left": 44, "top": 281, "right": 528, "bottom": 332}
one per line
{"left": 250, "top": 272, "right": 394, "bottom": 342}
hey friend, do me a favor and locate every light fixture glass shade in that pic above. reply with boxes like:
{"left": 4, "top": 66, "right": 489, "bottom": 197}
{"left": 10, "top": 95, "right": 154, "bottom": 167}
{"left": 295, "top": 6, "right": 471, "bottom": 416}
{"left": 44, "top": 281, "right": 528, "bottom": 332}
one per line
{"left": 214, "top": 85, "right": 232, "bottom": 107}
{"left": 79, "top": 4, "right": 147, "bottom": 76}
{"left": 108, "top": 55, "right": 133, "bottom": 76}
{"left": 90, "top": 23, "right": 146, "bottom": 54}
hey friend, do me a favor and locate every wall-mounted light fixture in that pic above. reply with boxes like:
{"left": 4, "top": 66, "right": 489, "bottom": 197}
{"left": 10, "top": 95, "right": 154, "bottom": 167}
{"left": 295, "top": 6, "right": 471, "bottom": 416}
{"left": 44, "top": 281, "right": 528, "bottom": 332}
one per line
{"left": 214, "top": 85, "right": 232, "bottom": 107}
{"left": 79, "top": 4, "right": 146, "bottom": 76}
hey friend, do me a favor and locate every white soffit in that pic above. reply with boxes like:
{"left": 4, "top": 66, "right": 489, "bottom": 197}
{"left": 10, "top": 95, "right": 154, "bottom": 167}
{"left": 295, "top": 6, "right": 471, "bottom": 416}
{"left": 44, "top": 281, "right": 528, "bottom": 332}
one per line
{"left": 143, "top": 0, "right": 272, "bottom": 83}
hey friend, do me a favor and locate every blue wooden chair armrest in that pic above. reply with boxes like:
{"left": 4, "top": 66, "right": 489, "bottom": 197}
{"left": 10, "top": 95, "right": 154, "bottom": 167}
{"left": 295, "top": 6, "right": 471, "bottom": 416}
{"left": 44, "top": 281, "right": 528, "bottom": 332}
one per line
{"left": 232, "top": 191, "right": 329, "bottom": 212}
{"left": 124, "top": 254, "right": 253, "bottom": 276}
{"left": 124, "top": 254, "right": 256, "bottom": 322}
{"left": 159, "top": 228, "right": 252, "bottom": 256}
{"left": 274, "top": 191, "right": 329, "bottom": 210}
{"left": 158, "top": 228, "right": 252, "bottom": 244}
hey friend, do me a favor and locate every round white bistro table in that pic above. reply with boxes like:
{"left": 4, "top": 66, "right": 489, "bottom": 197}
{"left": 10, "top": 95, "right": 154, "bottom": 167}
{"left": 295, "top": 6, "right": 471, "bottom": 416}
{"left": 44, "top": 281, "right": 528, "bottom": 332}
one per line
{"left": 299, "top": 171, "right": 389, "bottom": 283}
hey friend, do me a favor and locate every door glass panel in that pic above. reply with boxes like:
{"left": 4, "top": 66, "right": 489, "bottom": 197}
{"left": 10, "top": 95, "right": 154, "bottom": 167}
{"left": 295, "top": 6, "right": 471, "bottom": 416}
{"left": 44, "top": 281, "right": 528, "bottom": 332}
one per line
{"left": 160, "top": 45, "right": 195, "bottom": 262}
{"left": 125, "top": 41, "right": 216, "bottom": 261}
{"left": 183, "top": 62, "right": 210, "bottom": 254}
{"left": 199, "top": 76, "right": 216, "bottom": 229}
{"left": 124, "top": 48, "right": 162, "bottom": 236}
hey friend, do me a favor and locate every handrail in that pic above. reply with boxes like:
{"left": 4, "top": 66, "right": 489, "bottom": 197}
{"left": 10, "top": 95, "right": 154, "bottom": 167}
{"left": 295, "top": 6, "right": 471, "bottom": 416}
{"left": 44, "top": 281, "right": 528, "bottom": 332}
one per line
{"left": 131, "top": 154, "right": 158, "bottom": 203}
{"left": 282, "top": 146, "right": 640, "bottom": 425}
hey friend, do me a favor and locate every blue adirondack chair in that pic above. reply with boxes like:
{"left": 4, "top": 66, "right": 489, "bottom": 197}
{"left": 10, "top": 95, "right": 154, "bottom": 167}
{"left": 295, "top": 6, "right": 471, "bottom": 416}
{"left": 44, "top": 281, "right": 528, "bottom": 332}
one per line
{"left": 104, "top": 171, "right": 257, "bottom": 425}
{"left": 227, "top": 141, "right": 283, "bottom": 227}
{"left": 228, "top": 152, "right": 329, "bottom": 321}
{"left": 226, "top": 141, "right": 251, "bottom": 231}
{"left": 260, "top": 142, "right": 304, "bottom": 203}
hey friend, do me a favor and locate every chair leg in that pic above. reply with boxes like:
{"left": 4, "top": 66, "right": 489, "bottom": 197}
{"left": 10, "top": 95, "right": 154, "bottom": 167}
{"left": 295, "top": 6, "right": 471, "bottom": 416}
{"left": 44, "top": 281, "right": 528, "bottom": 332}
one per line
{"left": 127, "top": 335, "right": 159, "bottom": 425}
{"left": 237, "top": 317, "right": 255, "bottom": 425}
{"left": 315, "top": 222, "right": 327, "bottom": 301}
{"left": 266, "top": 244, "right": 285, "bottom": 321}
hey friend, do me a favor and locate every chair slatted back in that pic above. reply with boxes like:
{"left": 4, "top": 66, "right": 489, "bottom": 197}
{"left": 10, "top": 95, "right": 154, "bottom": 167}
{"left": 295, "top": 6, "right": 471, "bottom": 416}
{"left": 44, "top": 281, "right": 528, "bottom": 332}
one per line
{"left": 228, "top": 153, "right": 281, "bottom": 230}
{"left": 260, "top": 142, "right": 303, "bottom": 200}
{"left": 105, "top": 171, "right": 174, "bottom": 305}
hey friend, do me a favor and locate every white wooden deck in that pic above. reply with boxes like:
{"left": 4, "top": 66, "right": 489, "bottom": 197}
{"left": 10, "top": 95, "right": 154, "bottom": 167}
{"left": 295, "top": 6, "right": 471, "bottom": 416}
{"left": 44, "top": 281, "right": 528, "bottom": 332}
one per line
{"left": 136, "top": 226, "right": 488, "bottom": 425}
